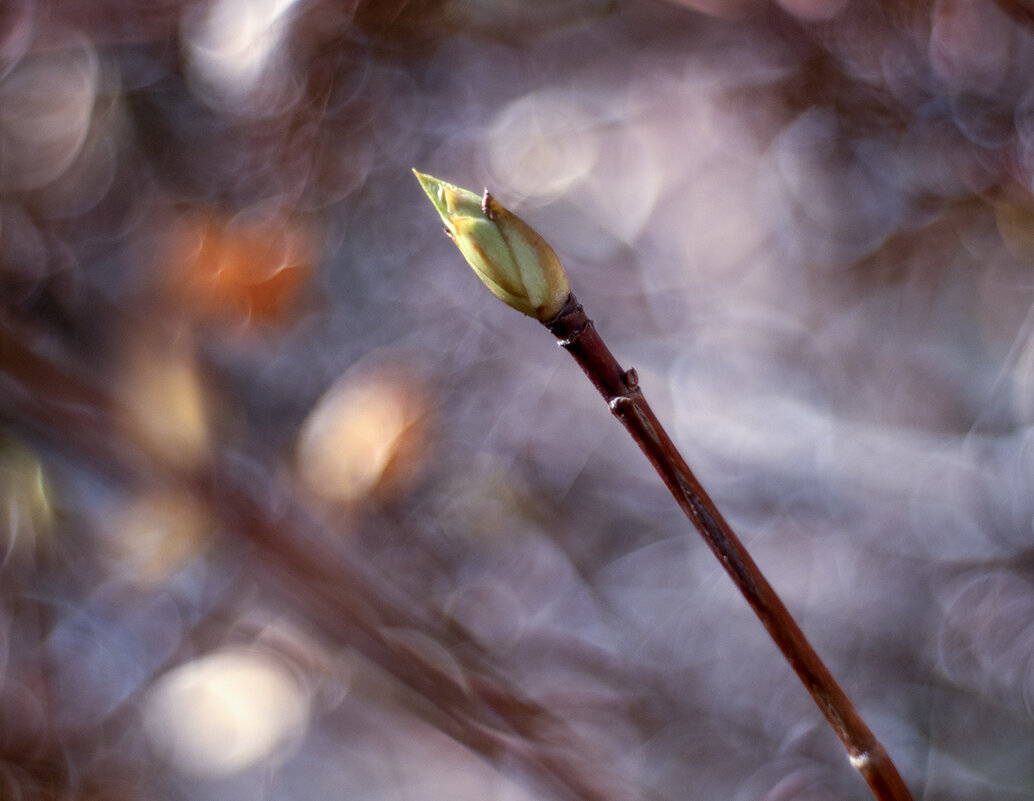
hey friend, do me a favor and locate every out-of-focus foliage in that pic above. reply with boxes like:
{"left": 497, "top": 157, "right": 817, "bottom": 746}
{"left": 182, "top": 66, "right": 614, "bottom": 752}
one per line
{"left": 1, "top": 1, "right": 1034, "bottom": 800}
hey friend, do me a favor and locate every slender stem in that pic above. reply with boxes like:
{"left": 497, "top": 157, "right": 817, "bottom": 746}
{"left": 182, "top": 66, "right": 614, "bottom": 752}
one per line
{"left": 544, "top": 294, "right": 913, "bottom": 801}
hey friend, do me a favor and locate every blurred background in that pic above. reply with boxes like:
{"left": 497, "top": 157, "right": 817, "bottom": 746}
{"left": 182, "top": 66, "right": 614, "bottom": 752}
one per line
{"left": 2, "top": 0, "right": 1034, "bottom": 799}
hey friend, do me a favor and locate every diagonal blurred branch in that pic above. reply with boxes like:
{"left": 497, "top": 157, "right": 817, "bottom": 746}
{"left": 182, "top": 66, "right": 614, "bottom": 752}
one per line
{"left": 989, "top": 0, "right": 1034, "bottom": 29}
{"left": 0, "top": 309, "right": 644, "bottom": 801}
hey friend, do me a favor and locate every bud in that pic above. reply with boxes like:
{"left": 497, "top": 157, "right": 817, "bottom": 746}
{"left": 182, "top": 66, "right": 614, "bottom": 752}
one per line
{"left": 413, "top": 170, "right": 570, "bottom": 322}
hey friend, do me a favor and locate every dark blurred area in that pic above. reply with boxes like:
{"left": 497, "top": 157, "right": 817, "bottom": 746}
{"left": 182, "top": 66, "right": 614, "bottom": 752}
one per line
{"left": 2, "top": 0, "right": 1034, "bottom": 799}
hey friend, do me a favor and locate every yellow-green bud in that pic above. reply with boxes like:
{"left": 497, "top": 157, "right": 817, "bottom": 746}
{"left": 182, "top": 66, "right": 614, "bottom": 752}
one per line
{"left": 413, "top": 170, "right": 571, "bottom": 322}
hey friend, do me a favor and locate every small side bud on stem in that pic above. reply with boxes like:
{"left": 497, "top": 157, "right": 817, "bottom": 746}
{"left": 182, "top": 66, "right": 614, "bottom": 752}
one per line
{"left": 413, "top": 170, "right": 570, "bottom": 321}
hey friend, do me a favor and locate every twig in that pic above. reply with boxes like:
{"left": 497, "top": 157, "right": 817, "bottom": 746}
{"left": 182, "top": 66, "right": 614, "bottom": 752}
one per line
{"left": 414, "top": 170, "right": 914, "bottom": 801}
{"left": 544, "top": 294, "right": 913, "bottom": 801}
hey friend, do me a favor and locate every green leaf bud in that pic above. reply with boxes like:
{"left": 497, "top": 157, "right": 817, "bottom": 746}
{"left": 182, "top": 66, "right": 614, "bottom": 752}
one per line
{"left": 413, "top": 170, "right": 571, "bottom": 322}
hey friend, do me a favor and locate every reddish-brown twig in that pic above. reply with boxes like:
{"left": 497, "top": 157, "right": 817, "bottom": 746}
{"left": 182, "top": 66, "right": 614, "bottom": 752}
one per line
{"left": 414, "top": 169, "right": 912, "bottom": 800}
{"left": 544, "top": 293, "right": 913, "bottom": 801}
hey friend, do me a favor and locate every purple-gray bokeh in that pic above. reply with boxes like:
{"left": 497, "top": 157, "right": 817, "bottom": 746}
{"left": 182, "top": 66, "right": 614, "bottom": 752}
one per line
{"left": 2, "top": 1, "right": 1033, "bottom": 799}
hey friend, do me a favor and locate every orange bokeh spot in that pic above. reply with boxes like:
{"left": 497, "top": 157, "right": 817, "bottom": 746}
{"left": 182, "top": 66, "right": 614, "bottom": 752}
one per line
{"left": 168, "top": 211, "right": 314, "bottom": 324}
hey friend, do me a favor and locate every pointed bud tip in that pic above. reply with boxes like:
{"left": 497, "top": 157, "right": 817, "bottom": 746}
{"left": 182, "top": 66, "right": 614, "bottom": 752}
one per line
{"left": 412, "top": 169, "right": 449, "bottom": 218}
{"left": 412, "top": 169, "right": 484, "bottom": 225}
{"left": 411, "top": 169, "right": 437, "bottom": 195}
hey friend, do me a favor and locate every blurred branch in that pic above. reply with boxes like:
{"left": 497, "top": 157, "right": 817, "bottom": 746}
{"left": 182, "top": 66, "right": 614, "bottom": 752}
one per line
{"left": 989, "top": 0, "right": 1034, "bottom": 29}
{"left": 0, "top": 310, "right": 642, "bottom": 801}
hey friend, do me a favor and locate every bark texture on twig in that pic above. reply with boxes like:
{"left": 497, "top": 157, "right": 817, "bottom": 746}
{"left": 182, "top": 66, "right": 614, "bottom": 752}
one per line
{"left": 545, "top": 294, "right": 913, "bottom": 801}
